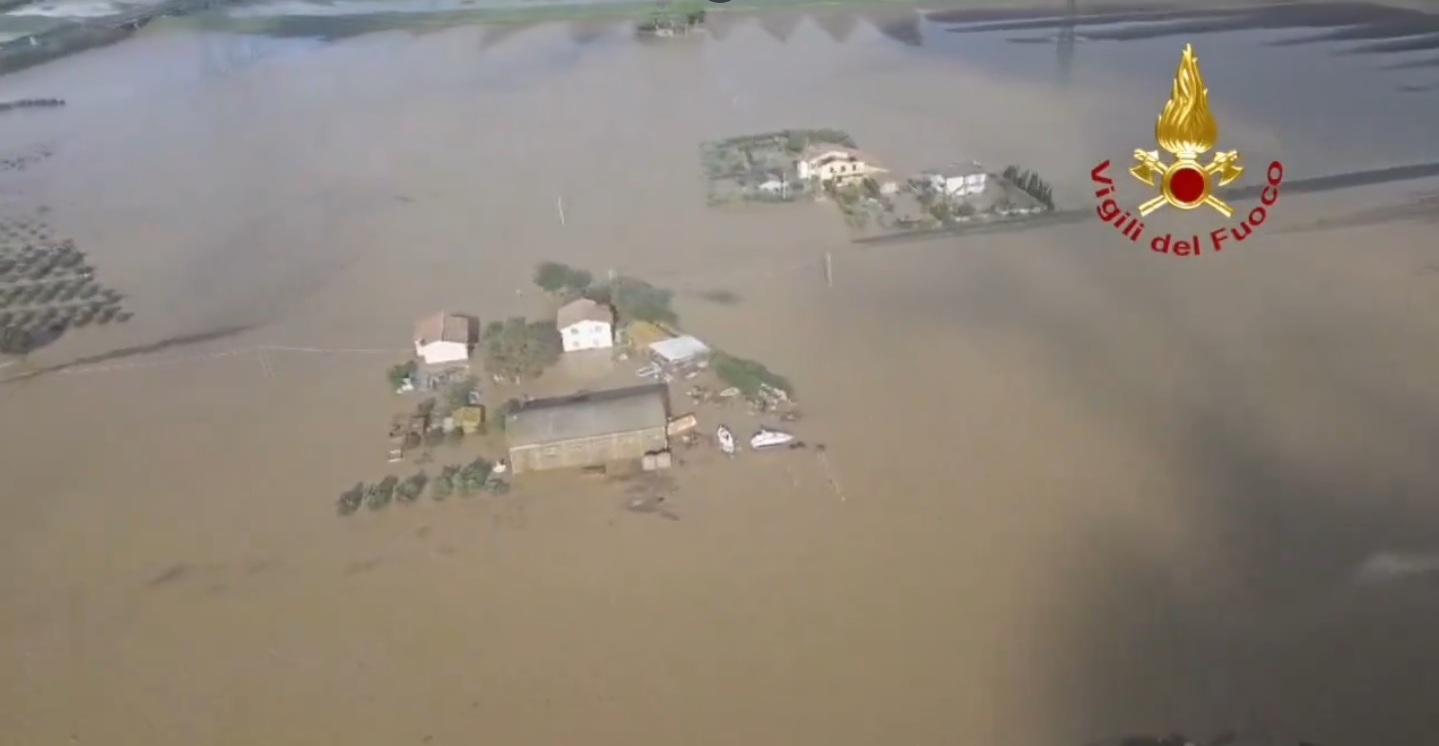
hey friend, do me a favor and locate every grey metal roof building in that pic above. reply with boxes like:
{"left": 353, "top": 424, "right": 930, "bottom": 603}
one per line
{"left": 505, "top": 383, "right": 670, "bottom": 474}
{"left": 647, "top": 335, "right": 711, "bottom": 367}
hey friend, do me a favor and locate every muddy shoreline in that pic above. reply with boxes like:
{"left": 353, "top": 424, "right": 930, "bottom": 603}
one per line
{"left": 0, "top": 0, "right": 226, "bottom": 76}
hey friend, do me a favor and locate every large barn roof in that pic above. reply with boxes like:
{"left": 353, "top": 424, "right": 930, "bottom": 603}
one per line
{"left": 506, "top": 383, "right": 669, "bottom": 449}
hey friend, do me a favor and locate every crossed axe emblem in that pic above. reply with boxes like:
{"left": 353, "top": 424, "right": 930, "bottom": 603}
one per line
{"left": 1129, "top": 149, "right": 1245, "bottom": 218}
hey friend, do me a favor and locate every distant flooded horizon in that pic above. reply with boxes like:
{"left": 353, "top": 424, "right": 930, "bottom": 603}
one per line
{"left": 6, "top": 1, "right": 1439, "bottom": 181}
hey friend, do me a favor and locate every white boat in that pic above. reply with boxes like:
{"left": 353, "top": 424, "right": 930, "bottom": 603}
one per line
{"left": 716, "top": 425, "right": 736, "bottom": 456}
{"left": 749, "top": 427, "right": 796, "bottom": 450}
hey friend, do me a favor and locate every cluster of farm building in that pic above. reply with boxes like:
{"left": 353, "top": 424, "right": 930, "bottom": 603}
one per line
{"left": 392, "top": 296, "right": 794, "bottom": 483}
{"left": 701, "top": 129, "right": 1054, "bottom": 236}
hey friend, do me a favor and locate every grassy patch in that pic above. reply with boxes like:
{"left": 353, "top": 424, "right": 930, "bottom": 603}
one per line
{"left": 712, "top": 351, "right": 793, "bottom": 397}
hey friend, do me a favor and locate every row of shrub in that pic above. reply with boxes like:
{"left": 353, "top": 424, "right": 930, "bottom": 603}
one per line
{"left": 1000, "top": 165, "right": 1056, "bottom": 210}
{"left": 337, "top": 459, "right": 508, "bottom": 516}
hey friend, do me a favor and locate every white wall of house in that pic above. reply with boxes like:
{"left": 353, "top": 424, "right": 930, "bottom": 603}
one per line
{"left": 416, "top": 340, "right": 470, "bottom": 365}
{"left": 939, "top": 172, "right": 987, "bottom": 196}
{"left": 561, "top": 319, "right": 614, "bottom": 353}
{"left": 799, "top": 156, "right": 876, "bottom": 183}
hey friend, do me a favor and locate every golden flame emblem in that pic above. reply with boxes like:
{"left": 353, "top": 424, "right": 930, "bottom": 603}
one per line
{"left": 1129, "top": 44, "right": 1244, "bottom": 217}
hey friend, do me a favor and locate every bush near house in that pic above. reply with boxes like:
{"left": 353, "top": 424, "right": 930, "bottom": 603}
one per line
{"left": 386, "top": 359, "right": 417, "bottom": 389}
{"left": 712, "top": 351, "right": 794, "bottom": 398}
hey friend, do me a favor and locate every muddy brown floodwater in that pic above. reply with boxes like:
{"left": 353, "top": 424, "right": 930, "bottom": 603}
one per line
{"left": 2, "top": 4, "right": 1439, "bottom": 745}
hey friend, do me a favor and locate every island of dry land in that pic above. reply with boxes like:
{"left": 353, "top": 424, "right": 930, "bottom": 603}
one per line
{"left": 701, "top": 128, "right": 1058, "bottom": 241}
{"left": 340, "top": 260, "right": 804, "bottom": 518}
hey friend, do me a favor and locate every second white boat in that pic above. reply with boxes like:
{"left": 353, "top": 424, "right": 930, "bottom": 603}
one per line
{"left": 749, "top": 427, "right": 796, "bottom": 450}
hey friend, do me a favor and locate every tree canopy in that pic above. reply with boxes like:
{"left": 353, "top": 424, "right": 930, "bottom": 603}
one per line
{"left": 0, "top": 326, "right": 33, "bottom": 356}
{"left": 589, "top": 275, "right": 677, "bottom": 326}
{"left": 533, "top": 261, "right": 594, "bottom": 298}
{"left": 482, "top": 316, "right": 562, "bottom": 382}
{"left": 1001, "top": 165, "right": 1056, "bottom": 210}
{"left": 533, "top": 261, "right": 679, "bottom": 327}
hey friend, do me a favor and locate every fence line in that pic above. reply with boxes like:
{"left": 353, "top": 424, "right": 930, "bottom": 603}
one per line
{"left": 52, "top": 344, "right": 412, "bottom": 378}
{"left": 260, "top": 345, "right": 406, "bottom": 355}
{"left": 56, "top": 348, "right": 252, "bottom": 376}
{"left": 31, "top": 250, "right": 844, "bottom": 382}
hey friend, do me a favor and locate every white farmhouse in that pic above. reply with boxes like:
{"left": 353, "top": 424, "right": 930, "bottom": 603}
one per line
{"left": 925, "top": 164, "right": 989, "bottom": 198}
{"left": 557, "top": 298, "right": 615, "bottom": 353}
{"left": 413, "top": 312, "right": 473, "bottom": 366}
{"left": 795, "top": 144, "right": 887, "bottom": 185}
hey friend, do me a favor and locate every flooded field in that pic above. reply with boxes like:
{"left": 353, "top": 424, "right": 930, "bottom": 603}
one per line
{"left": 2, "top": 3, "right": 1438, "bottom": 745}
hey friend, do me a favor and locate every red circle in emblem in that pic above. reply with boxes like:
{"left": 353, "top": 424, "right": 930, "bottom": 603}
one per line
{"left": 1169, "top": 166, "right": 1207, "bottom": 205}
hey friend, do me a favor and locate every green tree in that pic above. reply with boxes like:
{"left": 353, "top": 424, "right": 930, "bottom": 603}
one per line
{"left": 0, "top": 325, "right": 33, "bottom": 356}
{"left": 458, "top": 457, "right": 493, "bottom": 496}
{"left": 564, "top": 269, "right": 594, "bottom": 298}
{"left": 482, "top": 316, "right": 563, "bottom": 382}
{"left": 337, "top": 483, "right": 365, "bottom": 516}
{"left": 592, "top": 276, "right": 677, "bottom": 326}
{"left": 386, "top": 360, "right": 416, "bottom": 390}
{"left": 432, "top": 466, "right": 458, "bottom": 501}
{"left": 533, "top": 261, "right": 572, "bottom": 293}
{"left": 533, "top": 261, "right": 594, "bottom": 298}
{"left": 397, "top": 472, "right": 428, "bottom": 504}
{"left": 1000, "top": 164, "right": 1055, "bottom": 210}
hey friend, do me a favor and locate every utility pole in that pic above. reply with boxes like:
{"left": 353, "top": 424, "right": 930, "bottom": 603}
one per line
{"left": 1057, "top": 0, "right": 1077, "bottom": 87}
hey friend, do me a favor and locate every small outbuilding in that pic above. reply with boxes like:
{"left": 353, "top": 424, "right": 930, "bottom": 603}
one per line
{"left": 923, "top": 163, "right": 989, "bottom": 198}
{"left": 648, "top": 335, "right": 711, "bottom": 369}
{"left": 505, "top": 383, "right": 671, "bottom": 474}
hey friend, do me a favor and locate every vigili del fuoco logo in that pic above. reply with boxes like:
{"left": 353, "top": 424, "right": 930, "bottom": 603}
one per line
{"left": 1090, "top": 44, "right": 1284, "bottom": 257}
